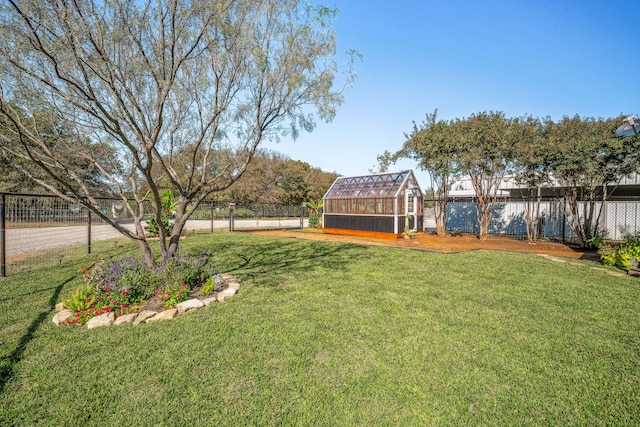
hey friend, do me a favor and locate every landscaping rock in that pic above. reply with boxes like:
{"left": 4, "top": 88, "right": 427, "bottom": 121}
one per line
{"left": 87, "top": 312, "right": 114, "bottom": 329}
{"left": 176, "top": 299, "right": 204, "bottom": 314}
{"left": 226, "top": 280, "right": 241, "bottom": 290}
{"left": 146, "top": 309, "right": 177, "bottom": 323}
{"left": 218, "top": 287, "right": 237, "bottom": 301}
{"left": 114, "top": 313, "right": 138, "bottom": 325}
{"left": 52, "top": 276, "right": 242, "bottom": 330}
{"left": 52, "top": 309, "right": 74, "bottom": 325}
{"left": 201, "top": 296, "right": 217, "bottom": 306}
{"left": 607, "top": 271, "right": 626, "bottom": 277}
{"left": 134, "top": 310, "right": 158, "bottom": 325}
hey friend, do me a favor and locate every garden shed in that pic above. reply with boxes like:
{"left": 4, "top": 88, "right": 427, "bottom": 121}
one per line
{"left": 322, "top": 170, "right": 423, "bottom": 238}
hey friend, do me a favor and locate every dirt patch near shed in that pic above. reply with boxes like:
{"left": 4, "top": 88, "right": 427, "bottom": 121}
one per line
{"left": 247, "top": 229, "right": 600, "bottom": 261}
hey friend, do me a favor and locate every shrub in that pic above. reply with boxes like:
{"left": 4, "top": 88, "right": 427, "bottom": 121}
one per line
{"left": 155, "top": 284, "right": 191, "bottom": 308}
{"left": 308, "top": 212, "right": 322, "bottom": 228}
{"left": 162, "top": 253, "right": 213, "bottom": 287}
{"left": 146, "top": 189, "right": 177, "bottom": 237}
{"left": 598, "top": 233, "right": 640, "bottom": 269}
{"left": 66, "top": 252, "right": 217, "bottom": 325}
{"left": 62, "top": 285, "right": 96, "bottom": 312}
{"left": 199, "top": 275, "right": 224, "bottom": 296}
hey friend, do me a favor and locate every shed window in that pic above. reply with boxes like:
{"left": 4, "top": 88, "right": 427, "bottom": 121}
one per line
{"left": 366, "top": 199, "right": 375, "bottom": 213}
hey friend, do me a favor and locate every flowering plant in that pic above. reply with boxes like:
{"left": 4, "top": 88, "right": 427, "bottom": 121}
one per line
{"left": 155, "top": 284, "right": 191, "bottom": 308}
{"left": 64, "top": 253, "right": 215, "bottom": 326}
{"left": 64, "top": 288, "right": 135, "bottom": 326}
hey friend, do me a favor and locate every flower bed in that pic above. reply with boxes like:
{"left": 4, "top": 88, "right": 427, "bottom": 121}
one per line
{"left": 53, "top": 253, "right": 240, "bottom": 328}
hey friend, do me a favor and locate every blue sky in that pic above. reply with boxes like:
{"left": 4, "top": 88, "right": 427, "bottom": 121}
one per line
{"left": 263, "top": 0, "right": 640, "bottom": 189}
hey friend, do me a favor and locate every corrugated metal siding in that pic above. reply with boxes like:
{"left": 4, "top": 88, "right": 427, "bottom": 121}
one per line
{"left": 324, "top": 215, "right": 395, "bottom": 233}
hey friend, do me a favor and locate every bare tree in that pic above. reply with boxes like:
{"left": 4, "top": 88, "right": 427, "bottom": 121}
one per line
{"left": 0, "top": 0, "right": 353, "bottom": 267}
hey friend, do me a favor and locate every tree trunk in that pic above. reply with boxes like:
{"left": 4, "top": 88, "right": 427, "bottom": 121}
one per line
{"left": 435, "top": 175, "right": 449, "bottom": 236}
{"left": 435, "top": 197, "right": 447, "bottom": 236}
{"left": 478, "top": 203, "right": 490, "bottom": 240}
{"left": 135, "top": 238, "right": 157, "bottom": 269}
{"left": 525, "top": 187, "right": 541, "bottom": 243}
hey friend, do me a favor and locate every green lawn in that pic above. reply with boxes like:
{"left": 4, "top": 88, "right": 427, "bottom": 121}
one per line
{"left": 1, "top": 232, "right": 639, "bottom": 425}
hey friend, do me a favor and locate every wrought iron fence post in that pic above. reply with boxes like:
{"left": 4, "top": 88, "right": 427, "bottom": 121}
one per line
{"left": 562, "top": 196, "right": 566, "bottom": 244}
{"left": 1, "top": 194, "right": 5, "bottom": 277}
{"left": 228, "top": 202, "right": 235, "bottom": 231}
{"left": 210, "top": 201, "right": 214, "bottom": 233}
{"left": 87, "top": 209, "right": 92, "bottom": 254}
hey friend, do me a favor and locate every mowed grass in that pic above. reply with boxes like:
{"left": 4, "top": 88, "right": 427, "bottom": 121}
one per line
{"left": 1, "top": 232, "right": 639, "bottom": 425}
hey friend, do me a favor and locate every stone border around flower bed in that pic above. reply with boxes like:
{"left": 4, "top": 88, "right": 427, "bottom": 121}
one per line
{"left": 52, "top": 274, "right": 241, "bottom": 329}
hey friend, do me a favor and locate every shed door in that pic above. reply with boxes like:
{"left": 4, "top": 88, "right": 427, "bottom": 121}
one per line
{"left": 406, "top": 190, "right": 417, "bottom": 231}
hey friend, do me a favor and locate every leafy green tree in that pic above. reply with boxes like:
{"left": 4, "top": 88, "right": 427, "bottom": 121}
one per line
{"left": 225, "top": 150, "right": 288, "bottom": 205}
{"left": 511, "top": 116, "right": 547, "bottom": 242}
{"left": 395, "top": 109, "right": 457, "bottom": 235}
{"left": 370, "top": 150, "right": 394, "bottom": 174}
{"left": 455, "top": 111, "right": 520, "bottom": 240}
{"left": 281, "top": 160, "right": 313, "bottom": 205}
{"left": 545, "top": 115, "right": 640, "bottom": 246}
{"left": 0, "top": 0, "right": 354, "bottom": 267}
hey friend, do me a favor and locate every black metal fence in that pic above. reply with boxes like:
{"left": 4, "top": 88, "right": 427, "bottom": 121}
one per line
{"left": 0, "top": 193, "right": 306, "bottom": 277}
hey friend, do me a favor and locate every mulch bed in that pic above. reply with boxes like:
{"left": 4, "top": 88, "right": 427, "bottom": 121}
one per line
{"left": 248, "top": 229, "right": 600, "bottom": 261}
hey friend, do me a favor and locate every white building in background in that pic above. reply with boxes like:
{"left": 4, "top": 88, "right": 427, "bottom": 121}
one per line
{"left": 429, "top": 173, "right": 640, "bottom": 240}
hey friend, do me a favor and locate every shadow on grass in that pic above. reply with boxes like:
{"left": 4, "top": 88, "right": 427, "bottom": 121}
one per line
{"left": 201, "top": 237, "right": 369, "bottom": 287}
{"left": 0, "top": 276, "right": 73, "bottom": 396}
{"left": 0, "top": 284, "right": 69, "bottom": 304}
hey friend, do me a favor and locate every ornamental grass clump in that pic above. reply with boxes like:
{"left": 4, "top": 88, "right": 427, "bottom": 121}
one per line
{"left": 63, "top": 253, "right": 217, "bottom": 325}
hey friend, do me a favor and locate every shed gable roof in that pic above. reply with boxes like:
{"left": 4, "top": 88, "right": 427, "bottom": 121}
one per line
{"left": 324, "top": 170, "right": 419, "bottom": 199}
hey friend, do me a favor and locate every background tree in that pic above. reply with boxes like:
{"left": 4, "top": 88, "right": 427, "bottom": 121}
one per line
{"left": 511, "top": 116, "right": 546, "bottom": 242}
{"left": 0, "top": 105, "right": 118, "bottom": 195}
{"left": 222, "top": 150, "right": 336, "bottom": 205}
{"left": 370, "top": 150, "right": 393, "bottom": 174}
{"left": 281, "top": 160, "right": 314, "bottom": 205}
{"left": 456, "top": 111, "right": 519, "bottom": 240}
{"left": 394, "top": 109, "right": 458, "bottom": 236}
{"left": 225, "top": 150, "right": 288, "bottom": 205}
{"left": 545, "top": 115, "right": 640, "bottom": 246}
{"left": 0, "top": 0, "right": 353, "bottom": 267}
